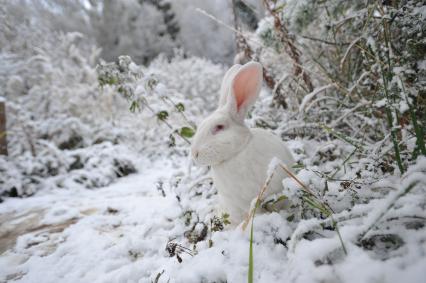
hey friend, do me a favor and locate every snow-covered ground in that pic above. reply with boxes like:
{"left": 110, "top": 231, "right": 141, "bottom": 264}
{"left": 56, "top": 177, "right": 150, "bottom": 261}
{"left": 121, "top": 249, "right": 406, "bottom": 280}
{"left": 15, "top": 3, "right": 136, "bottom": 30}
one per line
{"left": 1, "top": 155, "right": 425, "bottom": 283}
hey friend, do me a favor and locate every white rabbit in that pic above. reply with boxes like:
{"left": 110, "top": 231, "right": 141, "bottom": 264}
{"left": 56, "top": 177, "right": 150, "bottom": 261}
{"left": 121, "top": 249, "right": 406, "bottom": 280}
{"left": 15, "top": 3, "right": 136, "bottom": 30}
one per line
{"left": 191, "top": 61, "right": 295, "bottom": 224}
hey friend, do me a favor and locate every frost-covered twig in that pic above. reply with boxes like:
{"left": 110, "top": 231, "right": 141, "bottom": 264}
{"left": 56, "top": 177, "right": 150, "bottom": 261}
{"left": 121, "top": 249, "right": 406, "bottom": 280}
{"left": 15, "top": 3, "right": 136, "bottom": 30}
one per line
{"left": 359, "top": 172, "right": 424, "bottom": 240}
{"left": 340, "top": 36, "right": 364, "bottom": 70}
{"left": 330, "top": 101, "right": 368, "bottom": 128}
{"left": 286, "top": 207, "right": 367, "bottom": 254}
{"left": 195, "top": 8, "right": 243, "bottom": 39}
{"left": 276, "top": 160, "right": 348, "bottom": 253}
{"left": 299, "top": 84, "right": 336, "bottom": 114}
{"left": 139, "top": 98, "right": 192, "bottom": 145}
{"left": 97, "top": 56, "right": 194, "bottom": 145}
{"left": 186, "top": 176, "right": 213, "bottom": 192}
{"left": 161, "top": 96, "right": 196, "bottom": 129}
{"left": 300, "top": 34, "right": 350, "bottom": 46}
{"left": 321, "top": 124, "right": 364, "bottom": 149}
{"left": 262, "top": 0, "right": 314, "bottom": 92}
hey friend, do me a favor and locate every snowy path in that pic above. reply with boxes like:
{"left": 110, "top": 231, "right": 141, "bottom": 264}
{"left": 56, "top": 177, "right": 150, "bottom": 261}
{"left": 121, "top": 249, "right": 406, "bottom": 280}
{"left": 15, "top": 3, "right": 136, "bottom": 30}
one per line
{"left": 0, "top": 161, "right": 187, "bottom": 282}
{"left": 0, "top": 158, "right": 289, "bottom": 283}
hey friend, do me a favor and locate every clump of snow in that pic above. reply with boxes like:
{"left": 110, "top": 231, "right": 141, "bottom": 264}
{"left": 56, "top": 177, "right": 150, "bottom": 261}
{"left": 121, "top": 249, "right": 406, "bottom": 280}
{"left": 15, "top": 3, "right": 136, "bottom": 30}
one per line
{"left": 266, "top": 157, "right": 281, "bottom": 177}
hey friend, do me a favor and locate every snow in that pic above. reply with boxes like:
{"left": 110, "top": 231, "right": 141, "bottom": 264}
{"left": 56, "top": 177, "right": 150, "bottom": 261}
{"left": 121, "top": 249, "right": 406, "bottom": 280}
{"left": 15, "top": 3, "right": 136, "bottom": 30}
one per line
{"left": 418, "top": 60, "right": 426, "bottom": 70}
{"left": 266, "top": 157, "right": 281, "bottom": 177}
{"left": 1, "top": 159, "right": 182, "bottom": 282}
{"left": 1, "top": 153, "right": 425, "bottom": 282}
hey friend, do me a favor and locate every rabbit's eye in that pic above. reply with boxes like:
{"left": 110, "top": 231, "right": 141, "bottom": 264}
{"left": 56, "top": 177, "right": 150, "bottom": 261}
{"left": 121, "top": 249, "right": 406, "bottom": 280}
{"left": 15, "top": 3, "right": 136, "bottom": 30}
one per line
{"left": 212, "top": 124, "right": 225, "bottom": 135}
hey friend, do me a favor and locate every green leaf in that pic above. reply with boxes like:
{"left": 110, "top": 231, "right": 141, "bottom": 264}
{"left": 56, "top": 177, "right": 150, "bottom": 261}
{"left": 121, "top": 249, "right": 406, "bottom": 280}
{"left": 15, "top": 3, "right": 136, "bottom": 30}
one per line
{"left": 273, "top": 3, "right": 286, "bottom": 13}
{"left": 129, "top": 101, "right": 139, "bottom": 113}
{"left": 292, "top": 163, "right": 305, "bottom": 169}
{"left": 274, "top": 195, "right": 288, "bottom": 204}
{"left": 221, "top": 213, "right": 231, "bottom": 225}
{"left": 156, "top": 111, "right": 169, "bottom": 121}
{"left": 175, "top": 103, "right": 185, "bottom": 112}
{"left": 98, "top": 75, "right": 118, "bottom": 86}
{"left": 180, "top": 127, "right": 195, "bottom": 138}
{"left": 146, "top": 78, "right": 158, "bottom": 90}
{"left": 168, "top": 134, "right": 176, "bottom": 147}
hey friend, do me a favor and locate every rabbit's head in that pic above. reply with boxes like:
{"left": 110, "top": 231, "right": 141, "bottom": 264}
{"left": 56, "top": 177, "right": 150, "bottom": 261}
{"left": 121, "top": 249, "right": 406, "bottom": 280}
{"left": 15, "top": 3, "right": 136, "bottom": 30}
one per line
{"left": 191, "top": 61, "right": 263, "bottom": 166}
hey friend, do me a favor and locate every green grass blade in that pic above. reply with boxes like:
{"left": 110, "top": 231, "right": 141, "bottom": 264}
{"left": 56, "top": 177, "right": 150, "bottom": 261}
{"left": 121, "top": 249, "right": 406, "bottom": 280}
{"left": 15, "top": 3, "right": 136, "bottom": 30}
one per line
{"left": 248, "top": 217, "right": 254, "bottom": 283}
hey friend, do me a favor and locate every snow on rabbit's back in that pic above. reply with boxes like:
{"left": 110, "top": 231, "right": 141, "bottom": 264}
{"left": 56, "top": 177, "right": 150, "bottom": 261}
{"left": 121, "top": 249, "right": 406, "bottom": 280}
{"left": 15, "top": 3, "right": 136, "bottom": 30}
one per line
{"left": 191, "top": 61, "right": 295, "bottom": 223}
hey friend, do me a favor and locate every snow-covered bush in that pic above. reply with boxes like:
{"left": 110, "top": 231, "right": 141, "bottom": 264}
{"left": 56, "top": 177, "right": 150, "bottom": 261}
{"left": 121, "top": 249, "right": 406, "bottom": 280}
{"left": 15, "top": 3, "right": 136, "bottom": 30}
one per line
{"left": 96, "top": 53, "right": 228, "bottom": 151}
{"left": 0, "top": 4, "right": 142, "bottom": 197}
{"left": 250, "top": 0, "right": 425, "bottom": 174}
{"left": 0, "top": 141, "right": 137, "bottom": 197}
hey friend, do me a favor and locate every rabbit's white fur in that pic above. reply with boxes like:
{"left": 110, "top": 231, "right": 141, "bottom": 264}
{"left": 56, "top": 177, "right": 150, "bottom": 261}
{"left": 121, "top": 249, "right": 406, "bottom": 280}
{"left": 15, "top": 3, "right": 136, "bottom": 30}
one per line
{"left": 191, "top": 62, "right": 294, "bottom": 223}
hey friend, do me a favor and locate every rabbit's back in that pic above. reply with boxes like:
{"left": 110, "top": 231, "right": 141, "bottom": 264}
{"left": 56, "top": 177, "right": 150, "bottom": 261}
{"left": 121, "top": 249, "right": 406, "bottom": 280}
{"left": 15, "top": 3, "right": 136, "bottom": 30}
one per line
{"left": 211, "top": 128, "right": 295, "bottom": 223}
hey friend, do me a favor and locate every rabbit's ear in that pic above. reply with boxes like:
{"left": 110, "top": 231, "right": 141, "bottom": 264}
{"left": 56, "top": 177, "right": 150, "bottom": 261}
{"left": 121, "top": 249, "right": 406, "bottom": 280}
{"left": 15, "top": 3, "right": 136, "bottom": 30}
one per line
{"left": 218, "top": 64, "right": 242, "bottom": 108}
{"left": 226, "top": 61, "right": 263, "bottom": 123}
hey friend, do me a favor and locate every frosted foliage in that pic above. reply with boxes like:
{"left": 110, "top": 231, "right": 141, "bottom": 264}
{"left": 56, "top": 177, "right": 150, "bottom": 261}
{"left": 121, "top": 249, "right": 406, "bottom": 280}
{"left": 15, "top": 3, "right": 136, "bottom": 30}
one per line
{"left": 0, "top": 0, "right": 240, "bottom": 64}
{"left": 0, "top": 142, "right": 136, "bottom": 196}
{"left": 150, "top": 53, "right": 226, "bottom": 113}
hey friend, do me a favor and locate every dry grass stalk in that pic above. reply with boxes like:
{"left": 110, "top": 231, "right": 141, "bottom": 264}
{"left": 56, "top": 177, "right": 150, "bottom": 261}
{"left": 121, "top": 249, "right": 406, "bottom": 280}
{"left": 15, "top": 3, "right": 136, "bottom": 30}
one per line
{"left": 262, "top": 0, "right": 314, "bottom": 92}
{"left": 242, "top": 165, "right": 278, "bottom": 230}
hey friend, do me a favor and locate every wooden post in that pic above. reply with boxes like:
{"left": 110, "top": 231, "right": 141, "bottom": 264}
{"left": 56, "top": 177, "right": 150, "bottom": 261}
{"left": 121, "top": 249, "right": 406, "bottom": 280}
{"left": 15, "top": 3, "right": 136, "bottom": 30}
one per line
{"left": 0, "top": 99, "right": 8, "bottom": 156}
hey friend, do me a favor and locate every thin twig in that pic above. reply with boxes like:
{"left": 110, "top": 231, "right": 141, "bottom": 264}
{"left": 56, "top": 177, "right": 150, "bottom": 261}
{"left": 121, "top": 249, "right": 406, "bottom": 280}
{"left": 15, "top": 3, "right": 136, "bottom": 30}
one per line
{"left": 140, "top": 99, "right": 191, "bottom": 145}
{"left": 242, "top": 165, "right": 277, "bottom": 230}
{"left": 360, "top": 181, "right": 419, "bottom": 240}
{"left": 300, "top": 34, "right": 350, "bottom": 46}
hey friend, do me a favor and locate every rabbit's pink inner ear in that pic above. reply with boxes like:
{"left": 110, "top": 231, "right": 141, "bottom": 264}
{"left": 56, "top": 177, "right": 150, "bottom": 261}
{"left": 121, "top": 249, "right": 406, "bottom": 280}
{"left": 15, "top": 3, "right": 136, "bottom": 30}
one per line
{"left": 232, "top": 63, "right": 262, "bottom": 113}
